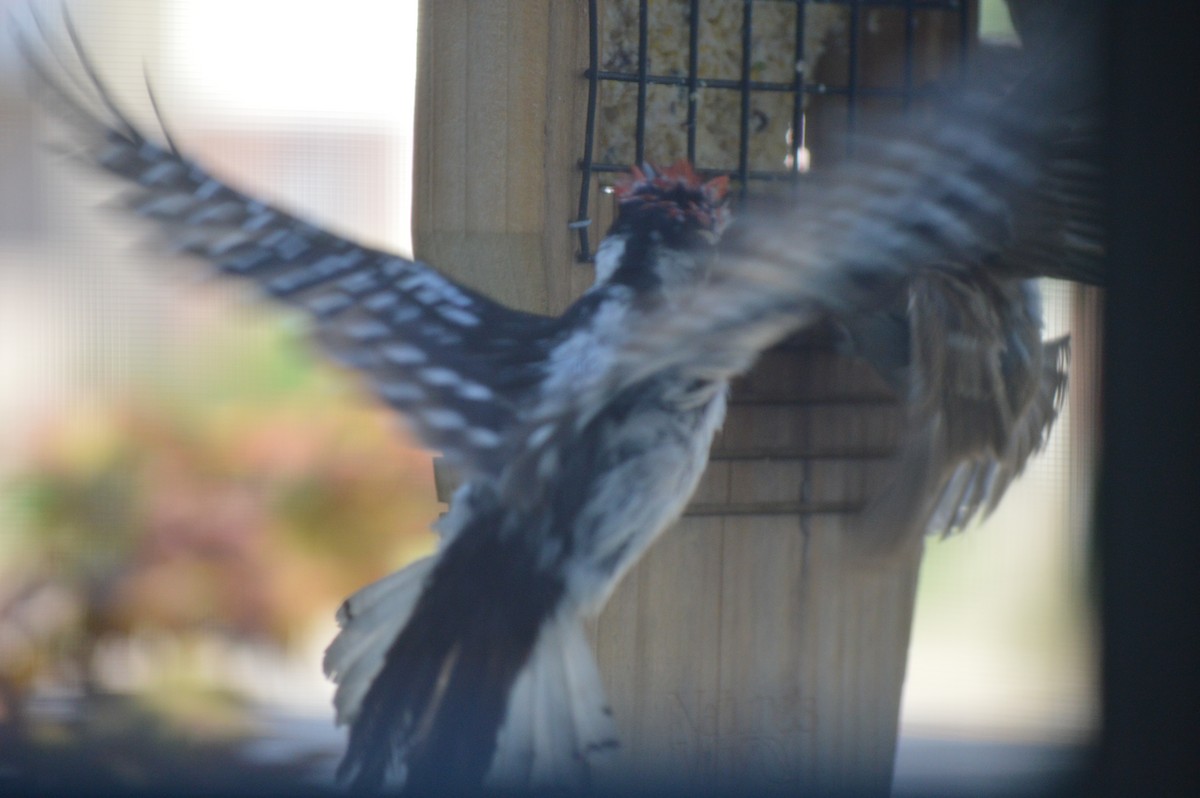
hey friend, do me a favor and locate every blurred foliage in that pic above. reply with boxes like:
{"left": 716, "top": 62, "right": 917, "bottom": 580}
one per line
{"left": 0, "top": 309, "right": 440, "bottom": 718}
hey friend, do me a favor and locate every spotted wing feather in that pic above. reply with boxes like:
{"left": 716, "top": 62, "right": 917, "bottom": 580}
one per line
{"left": 19, "top": 16, "right": 556, "bottom": 476}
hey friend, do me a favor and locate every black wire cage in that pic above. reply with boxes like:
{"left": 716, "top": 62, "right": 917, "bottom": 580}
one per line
{"left": 575, "top": 0, "right": 973, "bottom": 261}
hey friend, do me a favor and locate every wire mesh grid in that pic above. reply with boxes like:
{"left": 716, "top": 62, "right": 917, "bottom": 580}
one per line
{"left": 574, "top": 0, "right": 971, "bottom": 262}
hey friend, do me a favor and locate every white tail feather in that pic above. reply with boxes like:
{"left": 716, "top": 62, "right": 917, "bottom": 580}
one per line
{"left": 325, "top": 561, "right": 618, "bottom": 791}
{"left": 323, "top": 556, "right": 437, "bottom": 725}
{"left": 487, "top": 612, "right": 619, "bottom": 789}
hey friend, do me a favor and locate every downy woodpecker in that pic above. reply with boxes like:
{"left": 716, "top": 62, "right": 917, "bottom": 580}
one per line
{"left": 18, "top": 6, "right": 1102, "bottom": 791}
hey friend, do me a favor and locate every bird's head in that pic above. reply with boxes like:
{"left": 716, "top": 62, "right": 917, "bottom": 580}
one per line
{"left": 593, "top": 161, "right": 731, "bottom": 292}
{"left": 611, "top": 160, "right": 731, "bottom": 242}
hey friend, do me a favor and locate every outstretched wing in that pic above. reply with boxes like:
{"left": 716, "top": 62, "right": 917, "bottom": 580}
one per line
{"left": 845, "top": 266, "right": 1071, "bottom": 548}
{"left": 516, "top": 9, "right": 1102, "bottom": 505}
{"left": 923, "top": 335, "right": 1070, "bottom": 535}
{"left": 18, "top": 13, "right": 555, "bottom": 478}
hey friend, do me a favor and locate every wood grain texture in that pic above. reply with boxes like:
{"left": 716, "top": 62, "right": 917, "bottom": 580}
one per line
{"left": 590, "top": 516, "right": 726, "bottom": 788}
{"left": 413, "top": 0, "right": 591, "bottom": 313}
{"left": 590, "top": 343, "right": 924, "bottom": 794}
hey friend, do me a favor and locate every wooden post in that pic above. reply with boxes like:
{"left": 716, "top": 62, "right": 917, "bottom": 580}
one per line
{"left": 413, "top": 3, "right": 953, "bottom": 794}
{"left": 412, "top": 0, "right": 593, "bottom": 314}
{"left": 589, "top": 342, "right": 923, "bottom": 794}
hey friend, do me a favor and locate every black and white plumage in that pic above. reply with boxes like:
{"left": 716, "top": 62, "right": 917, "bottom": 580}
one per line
{"left": 322, "top": 163, "right": 735, "bottom": 792}
{"left": 20, "top": 19, "right": 737, "bottom": 788}
{"left": 832, "top": 3, "right": 1103, "bottom": 550}
{"left": 17, "top": 5, "right": 1103, "bottom": 794}
{"left": 839, "top": 265, "right": 1072, "bottom": 551}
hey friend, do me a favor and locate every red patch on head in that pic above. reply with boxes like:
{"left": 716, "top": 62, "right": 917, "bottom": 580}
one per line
{"left": 702, "top": 174, "right": 730, "bottom": 204}
{"left": 611, "top": 165, "right": 648, "bottom": 200}
{"left": 611, "top": 160, "right": 731, "bottom": 233}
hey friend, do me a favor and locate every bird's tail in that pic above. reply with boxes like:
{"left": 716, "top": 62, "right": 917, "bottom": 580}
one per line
{"left": 324, "top": 540, "right": 617, "bottom": 793}
{"left": 487, "top": 608, "right": 620, "bottom": 788}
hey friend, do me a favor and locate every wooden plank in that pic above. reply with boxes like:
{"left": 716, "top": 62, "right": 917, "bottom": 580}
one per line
{"left": 716, "top": 403, "right": 904, "bottom": 458}
{"left": 504, "top": 6, "right": 547, "bottom": 233}
{"left": 543, "top": 0, "right": 598, "bottom": 311}
{"left": 732, "top": 346, "right": 896, "bottom": 403}
{"left": 464, "top": 3, "right": 511, "bottom": 234}
{"left": 417, "top": 0, "right": 468, "bottom": 239}
{"left": 591, "top": 516, "right": 725, "bottom": 789}
{"left": 714, "top": 514, "right": 810, "bottom": 788}
{"left": 722, "top": 458, "right": 894, "bottom": 508}
{"left": 594, "top": 510, "right": 924, "bottom": 793}
{"left": 414, "top": 0, "right": 569, "bottom": 312}
{"left": 798, "top": 517, "right": 923, "bottom": 795}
